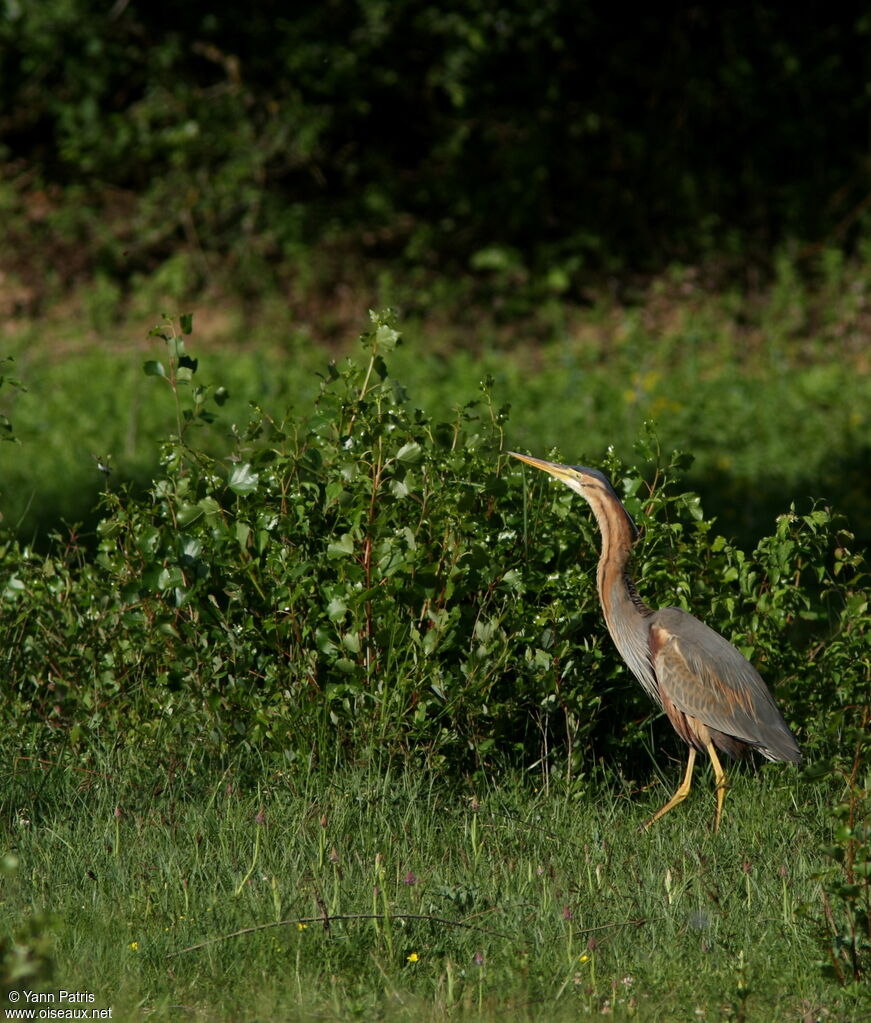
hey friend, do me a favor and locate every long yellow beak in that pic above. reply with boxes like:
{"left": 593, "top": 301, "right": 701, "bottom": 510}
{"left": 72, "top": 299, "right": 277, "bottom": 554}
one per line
{"left": 508, "top": 450, "right": 576, "bottom": 483}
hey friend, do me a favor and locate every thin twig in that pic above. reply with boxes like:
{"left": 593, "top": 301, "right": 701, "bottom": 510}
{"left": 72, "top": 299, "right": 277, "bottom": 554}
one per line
{"left": 169, "top": 911, "right": 650, "bottom": 957}
{"left": 12, "top": 756, "right": 111, "bottom": 779}
{"left": 169, "top": 912, "right": 512, "bottom": 955}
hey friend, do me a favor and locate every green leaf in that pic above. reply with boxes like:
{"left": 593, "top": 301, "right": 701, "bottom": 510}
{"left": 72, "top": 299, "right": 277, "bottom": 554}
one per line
{"left": 157, "top": 566, "right": 184, "bottom": 590}
{"left": 228, "top": 463, "right": 259, "bottom": 496}
{"left": 327, "top": 534, "right": 355, "bottom": 557}
{"left": 374, "top": 322, "right": 400, "bottom": 352}
{"left": 176, "top": 503, "right": 204, "bottom": 527}
{"left": 342, "top": 631, "right": 361, "bottom": 653}
{"left": 178, "top": 536, "right": 201, "bottom": 561}
{"left": 144, "top": 360, "right": 166, "bottom": 377}
{"left": 396, "top": 441, "right": 423, "bottom": 464}
{"left": 167, "top": 336, "right": 186, "bottom": 360}
{"left": 136, "top": 526, "right": 161, "bottom": 557}
{"left": 197, "top": 496, "right": 223, "bottom": 520}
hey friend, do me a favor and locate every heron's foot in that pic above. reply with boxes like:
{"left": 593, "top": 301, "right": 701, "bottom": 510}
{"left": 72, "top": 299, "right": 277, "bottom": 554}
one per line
{"left": 711, "top": 774, "right": 729, "bottom": 833}
{"left": 640, "top": 787, "right": 691, "bottom": 831}
{"left": 641, "top": 748, "right": 697, "bottom": 832}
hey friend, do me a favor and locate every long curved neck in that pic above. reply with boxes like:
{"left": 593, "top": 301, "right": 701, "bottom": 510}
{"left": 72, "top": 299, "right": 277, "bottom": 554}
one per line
{"left": 593, "top": 508, "right": 650, "bottom": 629}
{"left": 585, "top": 496, "right": 658, "bottom": 699}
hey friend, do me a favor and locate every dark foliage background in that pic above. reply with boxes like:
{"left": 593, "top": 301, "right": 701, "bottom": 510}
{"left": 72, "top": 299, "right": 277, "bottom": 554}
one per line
{"left": 3, "top": 3, "right": 871, "bottom": 292}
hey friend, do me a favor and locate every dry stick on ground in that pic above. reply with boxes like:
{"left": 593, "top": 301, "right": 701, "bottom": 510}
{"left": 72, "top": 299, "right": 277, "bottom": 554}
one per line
{"left": 169, "top": 913, "right": 511, "bottom": 955}
{"left": 169, "top": 912, "right": 649, "bottom": 957}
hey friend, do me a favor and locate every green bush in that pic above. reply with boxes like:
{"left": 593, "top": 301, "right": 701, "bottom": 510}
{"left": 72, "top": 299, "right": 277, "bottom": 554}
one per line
{"left": 1, "top": 313, "right": 868, "bottom": 787}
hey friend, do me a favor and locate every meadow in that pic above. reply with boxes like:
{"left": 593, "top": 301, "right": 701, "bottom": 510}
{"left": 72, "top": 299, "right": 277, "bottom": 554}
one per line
{"left": 1, "top": 272, "right": 870, "bottom": 1021}
{"left": 1, "top": 757, "right": 859, "bottom": 1022}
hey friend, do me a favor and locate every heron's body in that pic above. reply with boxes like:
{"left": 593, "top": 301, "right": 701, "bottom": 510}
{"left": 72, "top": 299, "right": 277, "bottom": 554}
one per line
{"left": 510, "top": 452, "right": 801, "bottom": 830}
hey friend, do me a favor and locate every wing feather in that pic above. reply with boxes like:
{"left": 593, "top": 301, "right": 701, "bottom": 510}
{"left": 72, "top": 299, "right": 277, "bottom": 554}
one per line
{"left": 649, "top": 607, "right": 801, "bottom": 763}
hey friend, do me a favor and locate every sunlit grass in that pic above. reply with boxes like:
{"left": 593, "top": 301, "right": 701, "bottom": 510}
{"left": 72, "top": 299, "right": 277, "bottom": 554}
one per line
{"left": 3, "top": 756, "right": 866, "bottom": 1022}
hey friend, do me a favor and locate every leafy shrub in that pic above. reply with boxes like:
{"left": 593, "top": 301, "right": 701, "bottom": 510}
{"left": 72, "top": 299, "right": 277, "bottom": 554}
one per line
{"left": 4, "top": 4, "right": 871, "bottom": 295}
{"left": 1, "top": 313, "right": 868, "bottom": 786}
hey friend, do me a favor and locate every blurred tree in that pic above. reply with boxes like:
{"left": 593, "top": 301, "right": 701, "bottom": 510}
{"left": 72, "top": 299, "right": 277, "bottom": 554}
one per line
{"left": 1, "top": 2, "right": 870, "bottom": 285}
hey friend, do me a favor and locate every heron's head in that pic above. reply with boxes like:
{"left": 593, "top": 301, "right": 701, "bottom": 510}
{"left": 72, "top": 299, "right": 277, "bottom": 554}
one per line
{"left": 508, "top": 451, "right": 638, "bottom": 539}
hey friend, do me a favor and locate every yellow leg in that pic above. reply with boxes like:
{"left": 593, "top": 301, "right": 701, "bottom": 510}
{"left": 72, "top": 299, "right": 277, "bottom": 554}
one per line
{"left": 642, "top": 747, "right": 697, "bottom": 830}
{"left": 705, "top": 738, "right": 728, "bottom": 833}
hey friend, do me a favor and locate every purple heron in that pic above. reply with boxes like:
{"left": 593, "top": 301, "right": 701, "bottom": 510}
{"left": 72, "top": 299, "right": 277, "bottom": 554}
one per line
{"left": 510, "top": 452, "right": 802, "bottom": 831}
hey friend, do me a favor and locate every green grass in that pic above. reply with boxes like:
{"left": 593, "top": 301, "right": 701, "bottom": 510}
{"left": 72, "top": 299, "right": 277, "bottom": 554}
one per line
{"left": 3, "top": 756, "right": 866, "bottom": 1022}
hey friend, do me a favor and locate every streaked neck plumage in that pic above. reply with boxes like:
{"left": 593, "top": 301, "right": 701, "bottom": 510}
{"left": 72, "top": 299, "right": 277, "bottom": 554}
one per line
{"left": 582, "top": 490, "right": 659, "bottom": 701}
